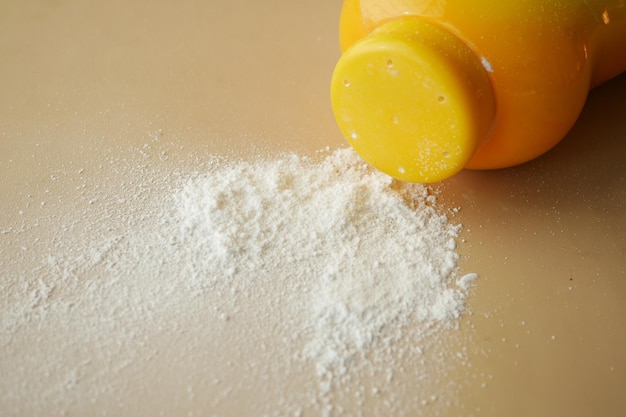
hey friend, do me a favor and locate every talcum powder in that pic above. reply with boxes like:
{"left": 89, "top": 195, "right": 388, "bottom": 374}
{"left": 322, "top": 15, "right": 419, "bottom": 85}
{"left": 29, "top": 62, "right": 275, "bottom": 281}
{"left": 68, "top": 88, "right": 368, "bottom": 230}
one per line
{"left": 1, "top": 147, "right": 477, "bottom": 416}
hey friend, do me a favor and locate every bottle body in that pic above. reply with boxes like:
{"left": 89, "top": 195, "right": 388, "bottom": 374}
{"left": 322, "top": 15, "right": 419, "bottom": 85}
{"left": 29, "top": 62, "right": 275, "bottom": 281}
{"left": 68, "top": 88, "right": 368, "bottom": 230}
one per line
{"left": 332, "top": 0, "right": 626, "bottom": 182}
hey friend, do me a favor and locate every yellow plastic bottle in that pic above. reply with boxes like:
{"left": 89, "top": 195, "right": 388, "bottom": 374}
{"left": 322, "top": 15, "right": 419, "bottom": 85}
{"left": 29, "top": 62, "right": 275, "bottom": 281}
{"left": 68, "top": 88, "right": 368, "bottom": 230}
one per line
{"left": 331, "top": 0, "right": 626, "bottom": 182}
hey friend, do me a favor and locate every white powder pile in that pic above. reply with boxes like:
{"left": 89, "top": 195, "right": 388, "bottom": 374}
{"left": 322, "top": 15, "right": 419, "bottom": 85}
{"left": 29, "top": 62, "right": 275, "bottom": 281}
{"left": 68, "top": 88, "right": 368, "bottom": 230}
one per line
{"left": 1, "top": 146, "right": 477, "bottom": 417}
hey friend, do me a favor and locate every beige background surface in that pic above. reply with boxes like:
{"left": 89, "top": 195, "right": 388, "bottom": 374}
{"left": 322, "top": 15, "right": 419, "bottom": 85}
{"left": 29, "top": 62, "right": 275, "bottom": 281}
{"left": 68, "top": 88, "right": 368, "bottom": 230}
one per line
{"left": 1, "top": 1, "right": 625, "bottom": 416}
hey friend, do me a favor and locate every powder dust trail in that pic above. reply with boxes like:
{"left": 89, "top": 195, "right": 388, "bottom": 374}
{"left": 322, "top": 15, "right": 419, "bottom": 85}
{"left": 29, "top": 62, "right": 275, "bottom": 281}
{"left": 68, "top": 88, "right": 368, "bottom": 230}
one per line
{"left": 1, "top": 146, "right": 477, "bottom": 417}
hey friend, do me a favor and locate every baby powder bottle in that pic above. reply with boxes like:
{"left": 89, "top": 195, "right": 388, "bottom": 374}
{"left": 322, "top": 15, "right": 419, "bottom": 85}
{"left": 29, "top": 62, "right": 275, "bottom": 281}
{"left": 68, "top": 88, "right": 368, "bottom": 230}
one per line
{"left": 331, "top": 0, "right": 626, "bottom": 182}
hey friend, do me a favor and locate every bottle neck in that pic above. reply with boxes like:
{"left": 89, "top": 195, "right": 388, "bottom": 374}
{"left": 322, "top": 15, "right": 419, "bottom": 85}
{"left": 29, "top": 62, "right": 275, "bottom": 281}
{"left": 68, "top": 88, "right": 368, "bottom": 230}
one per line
{"left": 586, "top": 1, "right": 626, "bottom": 86}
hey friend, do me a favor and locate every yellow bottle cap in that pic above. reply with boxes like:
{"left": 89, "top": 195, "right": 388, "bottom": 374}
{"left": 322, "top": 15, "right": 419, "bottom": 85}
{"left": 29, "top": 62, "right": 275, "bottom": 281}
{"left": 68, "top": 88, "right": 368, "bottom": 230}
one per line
{"left": 331, "top": 18, "right": 495, "bottom": 183}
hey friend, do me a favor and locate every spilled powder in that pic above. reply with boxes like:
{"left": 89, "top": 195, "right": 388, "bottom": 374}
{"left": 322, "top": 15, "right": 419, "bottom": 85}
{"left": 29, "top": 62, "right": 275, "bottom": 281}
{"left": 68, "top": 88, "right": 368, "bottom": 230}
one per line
{"left": 1, "top": 147, "right": 477, "bottom": 417}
